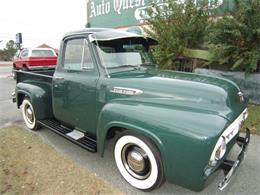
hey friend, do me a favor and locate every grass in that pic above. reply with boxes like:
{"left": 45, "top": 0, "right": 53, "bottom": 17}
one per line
{"left": 0, "top": 125, "right": 123, "bottom": 194}
{"left": 244, "top": 104, "right": 260, "bottom": 135}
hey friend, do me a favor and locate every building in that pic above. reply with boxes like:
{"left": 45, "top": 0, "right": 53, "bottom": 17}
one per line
{"left": 37, "top": 44, "right": 59, "bottom": 55}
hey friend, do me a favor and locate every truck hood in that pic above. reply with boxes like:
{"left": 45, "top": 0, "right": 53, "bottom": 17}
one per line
{"left": 107, "top": 69, "right": 247, "bottom": 122}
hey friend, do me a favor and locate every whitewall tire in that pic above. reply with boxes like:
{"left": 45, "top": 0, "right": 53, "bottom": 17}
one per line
{"left": 114, "top": 133, "right": 164, "bottom": 190}
{"left": 21, "top": 98, "right": 39, "bottom": 130}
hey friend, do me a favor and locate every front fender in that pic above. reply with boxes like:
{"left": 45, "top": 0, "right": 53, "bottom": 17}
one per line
{"left": 96, "top": 100, "right": 229, "bottom": 191}
{"left": 16, "top": 82, "right": 53, "bottom": 119}
{"left": 96, "top": 102, "right": 165, "bottom": 156}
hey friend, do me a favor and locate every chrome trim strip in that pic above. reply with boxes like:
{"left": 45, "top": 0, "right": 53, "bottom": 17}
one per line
{"left": 110, "top": 87, "right": 143, "bottom": 96}
{"left": 28, "top": 65, "right": 56, "bottom": 70}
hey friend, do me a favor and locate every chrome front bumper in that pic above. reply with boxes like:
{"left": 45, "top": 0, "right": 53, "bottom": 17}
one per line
{"left": 218, "top": 128, "right": 251, "bottom": 190}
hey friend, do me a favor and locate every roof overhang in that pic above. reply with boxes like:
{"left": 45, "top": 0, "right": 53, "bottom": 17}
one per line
{"left": 89, "top": 29, "right": 158, "bottom": 45}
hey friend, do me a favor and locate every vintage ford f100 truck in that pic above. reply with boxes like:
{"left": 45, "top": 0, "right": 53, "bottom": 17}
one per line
{"left": 13, "top": 28, "right": 250, "bottom": 191}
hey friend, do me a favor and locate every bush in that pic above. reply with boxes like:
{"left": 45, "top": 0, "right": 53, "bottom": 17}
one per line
{"left": 0, "top": 40, "right": 18, "bottom": 61}
{"left": 207, "top": 0, "right": 260, "bottom": 73}
{"left": 145, "top": 0, "right": 212, "bottom": 70}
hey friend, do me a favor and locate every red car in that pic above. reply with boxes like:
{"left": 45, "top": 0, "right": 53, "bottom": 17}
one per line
{"left": 13, "top": 48, "right": 57, "bottom": 71}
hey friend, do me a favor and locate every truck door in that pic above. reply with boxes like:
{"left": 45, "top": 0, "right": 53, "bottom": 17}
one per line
{"left": 52, "top": 37, "right": 99, "bottom": 133}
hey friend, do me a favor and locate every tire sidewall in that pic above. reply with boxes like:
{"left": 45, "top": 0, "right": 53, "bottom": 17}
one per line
{"left": 114, "top": 132, "right": 164, "bottom": 190}
{"left": 21, "top": 98, "right": 38, "bottom": 130}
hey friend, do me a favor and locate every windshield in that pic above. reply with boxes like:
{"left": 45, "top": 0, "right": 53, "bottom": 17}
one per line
{"left": 95, "top": 38, "right": 156, "bottom": 71}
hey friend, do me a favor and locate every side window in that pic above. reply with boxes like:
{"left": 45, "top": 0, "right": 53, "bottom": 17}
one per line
{"left": 20, "top": 50, "right": 28, "bottom": 58}
{"left": 63, "top": 38, "right": 94, "bottom": 71}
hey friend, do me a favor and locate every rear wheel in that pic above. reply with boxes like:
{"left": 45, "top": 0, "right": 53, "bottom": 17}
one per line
{"left": 21, "top": 98, "right": 39, "bottom": 130}
{"left": 114, "top": 132, "right": 165, "bottom": 191}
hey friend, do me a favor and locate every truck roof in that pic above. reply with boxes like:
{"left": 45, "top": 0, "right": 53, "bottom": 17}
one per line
{"left": 63, "top": 28, "right": 110, "bottom": 38}
{"left": 63, "top": 28, "right": 157, "bottom": 45}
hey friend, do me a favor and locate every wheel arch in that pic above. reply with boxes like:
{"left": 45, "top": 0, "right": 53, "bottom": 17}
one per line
{"left": 16, "top": 83, "right": 53, "bottom": 120}
{"left": 97, "top": 121, "right": 165, "bottom": 160}
{"left": 17, "top": 90, "right": 31, "bottom": 108}
{"left": 22, "top": 64, "right": 28, "bottom": 70}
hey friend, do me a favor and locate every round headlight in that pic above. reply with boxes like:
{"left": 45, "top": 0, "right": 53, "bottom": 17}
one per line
{"left": 209, "top": 136, "right": 226, "bottom": 166}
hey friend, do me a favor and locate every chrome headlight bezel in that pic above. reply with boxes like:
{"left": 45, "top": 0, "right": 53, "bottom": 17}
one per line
{"left": 208, "top": 108, "right": 248, "bottom": 167}
{"left": 209, "top": 136, "right": 226, "bottom": 166}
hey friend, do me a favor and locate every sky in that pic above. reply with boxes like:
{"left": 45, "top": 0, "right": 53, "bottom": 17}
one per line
{"left": 0, "top": 0, "right": 86, "bottom": 49}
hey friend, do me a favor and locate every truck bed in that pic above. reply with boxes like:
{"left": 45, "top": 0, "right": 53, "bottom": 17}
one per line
{"left": 15, "top": 69, "right": 54, "bottom": 119}
{"left": 16, "top": 69, "right": 55, "bottom": 82}
{"left": 15, "top": 69, "right": 54, "bottom": 93}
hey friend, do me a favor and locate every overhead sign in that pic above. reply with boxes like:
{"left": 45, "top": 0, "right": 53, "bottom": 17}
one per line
{"left": 15, "top": 33, "right": 22, "bottom": 44}
{"left": 87, "top": 0, "right": 236, "bottom": 28}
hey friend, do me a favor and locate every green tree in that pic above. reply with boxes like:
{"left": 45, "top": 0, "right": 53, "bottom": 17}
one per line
{"left": 0, "top": 40, "right": 18, "bottom": 61}
{"left": 207, "top": 0, "right": 260, "bottom": 73}
{"left": 145, "top": 0, "right": 212, "bottom": 70}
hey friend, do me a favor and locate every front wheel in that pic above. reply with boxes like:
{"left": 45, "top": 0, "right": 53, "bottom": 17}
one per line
{"left": 21, "top": 98, "right": 39, "bottom": 130}
{"left": 114, "top": 132, "right": 165, "bottom": 191}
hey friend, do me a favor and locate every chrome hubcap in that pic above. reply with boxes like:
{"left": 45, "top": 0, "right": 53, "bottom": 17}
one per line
{"left": 25, "top": 105, "right": 34, "bottom": 124}
{"left": 127, "top": 150, "right": 145, "bottom": 173}
{"left": 122, "top": 145, "right": 151, "bottom": 179}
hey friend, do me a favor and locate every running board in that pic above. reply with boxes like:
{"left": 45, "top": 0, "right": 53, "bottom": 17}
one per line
{"left": 38, "top": 119, "right": 97, "bottom": 153}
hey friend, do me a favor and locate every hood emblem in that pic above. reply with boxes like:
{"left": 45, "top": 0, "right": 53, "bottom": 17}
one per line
{"left": 238, "top": 92, "right": 244, "bottom": 102}
{"left": 110, "top": 87, "right": 143, "bottom": 96}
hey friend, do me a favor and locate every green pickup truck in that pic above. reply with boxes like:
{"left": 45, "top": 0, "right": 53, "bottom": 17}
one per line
{"left": 13, "top": 28, "right": 250, "bottom": 191}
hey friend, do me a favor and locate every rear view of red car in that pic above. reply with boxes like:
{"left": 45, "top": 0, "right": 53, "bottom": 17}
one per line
{"left": 13, "top": 48, "right": 57, "bottom": 71}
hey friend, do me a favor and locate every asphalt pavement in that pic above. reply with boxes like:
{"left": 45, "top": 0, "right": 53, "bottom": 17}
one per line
{"left": 0, "top": 66, "right": 259, "bottom": 195}
{"left": 0, "top": 66, "right": 12, "bottom": 78}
